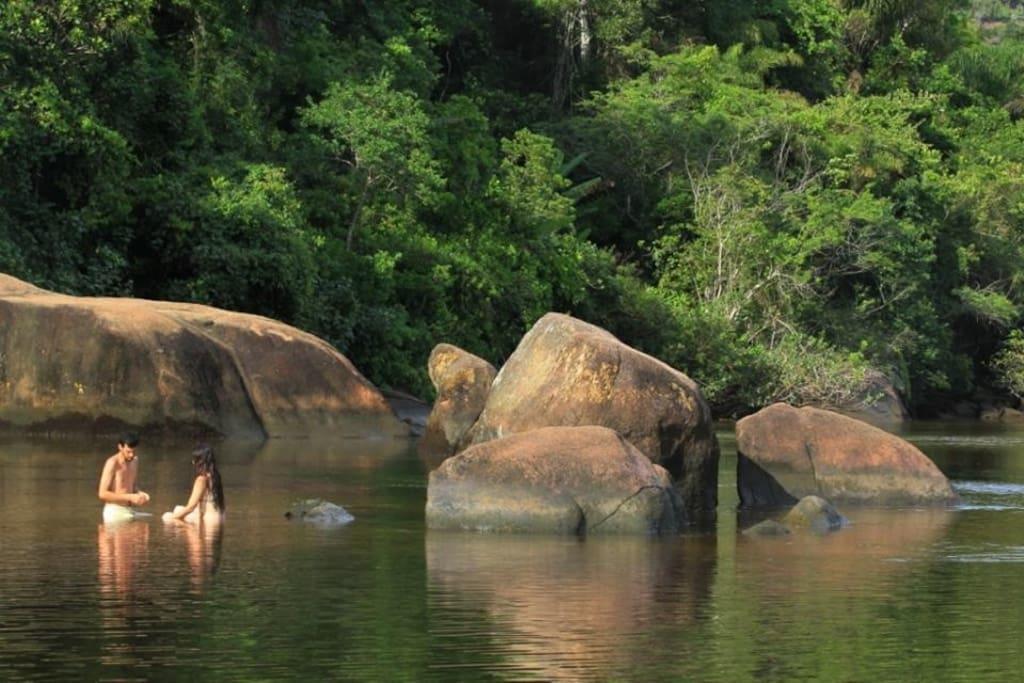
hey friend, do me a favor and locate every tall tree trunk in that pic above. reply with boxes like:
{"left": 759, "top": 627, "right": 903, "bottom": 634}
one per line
{"left": 552, "top": 0, "right": 590, "bottom": 112}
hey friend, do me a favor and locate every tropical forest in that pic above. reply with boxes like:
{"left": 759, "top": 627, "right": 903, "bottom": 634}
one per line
{"left": 4, "top": 0, "right": 1024, "bottom": 418}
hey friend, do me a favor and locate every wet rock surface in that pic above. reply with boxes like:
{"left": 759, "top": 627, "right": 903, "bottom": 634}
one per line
{"left": 285, "top": 499, "right": 355, "bottom": 525}
{"left": 737, "top": 403, "right": 958, "bottom": 507}
{"left": 426, "top": 425, "right": 684, "bottom": 535}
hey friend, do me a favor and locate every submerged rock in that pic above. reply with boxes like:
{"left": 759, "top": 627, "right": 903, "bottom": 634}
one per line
{"left": 783, "top": 495, "right": 847, "bottom": 532}
{"left": 737, "top": 403, "right": 958, "bottom": 507}
{"left": 742, "top": 519, "right": 792, "bottom": 537}
{"left": 285, "top": 499, "right": 355, "bottom": 526}
{"left": 741, "top": 496, "right": 846, "bottom": 536}
{"left": 461, "top": 313, "right": 719, "bottom": 522}
{"left": 419, "top": 344, "right": 496, "bottom": 459}
{"left": 0, "top": 273, "right": 406, "bottom": 438}
{"left": 426, "top": 425, "right": 684, "bottom": 535}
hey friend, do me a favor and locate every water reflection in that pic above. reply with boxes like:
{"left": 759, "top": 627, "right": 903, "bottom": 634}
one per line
{"left": 735, "top": 508, "right": 954, "bottom": 596}
{"left": 97, "top": 521, "right": 150, "bottom": 598}
{"left": 163, "top": 520, "right": 224, "bottom": 592}
{"left": 96, "top": 519, "right": 151, "bottom": 656}
{"left": 426, "top": 533, "right": 716, "bottom": 679}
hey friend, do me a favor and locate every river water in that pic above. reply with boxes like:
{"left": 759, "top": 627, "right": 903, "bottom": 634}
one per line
{"left": 1, "top": 422, "right": 1023, "bottom": 681}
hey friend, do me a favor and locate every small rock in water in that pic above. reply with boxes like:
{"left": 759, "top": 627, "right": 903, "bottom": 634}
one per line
{"left": 742, "top": 519, "right": 792, "bottom": 537}
{"left": 784, "top": 495, "right": 847, "bottom": 533}
{"left": 285, "top": 498, "right": 355, "bottom": 526}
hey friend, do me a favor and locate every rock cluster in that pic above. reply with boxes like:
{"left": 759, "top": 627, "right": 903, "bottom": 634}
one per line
{"left": 422, "top": 315, "right": 958, "bottom": 537}
{"left": 423, "top": 313, "right": 719, "bottom": 533}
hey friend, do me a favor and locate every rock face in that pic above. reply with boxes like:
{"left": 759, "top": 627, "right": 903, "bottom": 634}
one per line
{"left": 736, "top": 403, "right": 958, "bottom": 507}
{"left": 0, "top": 274, "right": 407, "bottom": 438}
{"left": 419, "top": 344, "right": 496, "bottom": 458}
{"left": 426, "top": 426, "right": 684, "bottom": 535}
{"left": 462, "top": 313, "right": 719, "bottom": 520}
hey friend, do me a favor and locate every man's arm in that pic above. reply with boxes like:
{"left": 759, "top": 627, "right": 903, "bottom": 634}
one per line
{"left": 97, "top": 458, "right": 141, "bottom": 505}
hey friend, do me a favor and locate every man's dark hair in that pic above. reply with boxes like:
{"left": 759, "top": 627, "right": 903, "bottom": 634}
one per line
{"left": 118, "top": 431, "right": 140, "bottom": 448}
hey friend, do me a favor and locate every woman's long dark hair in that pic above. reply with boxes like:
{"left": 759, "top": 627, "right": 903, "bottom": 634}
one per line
{"left": 192, "top": 444, "right": 226, "bottom": 512}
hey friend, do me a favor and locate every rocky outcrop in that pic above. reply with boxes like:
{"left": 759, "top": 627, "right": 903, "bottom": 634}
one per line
{"left": 461, "top": 313, "right": 719, "bottom": 520}
{"left": 0, "top": 274, "right": 407, "bottom": 438}
{"left": 426, "top": 426, "right": 684, "bottom": 535}
{"left": 419, "top": 344, "right": 496, "bottom": 458}
{"left": 736, "top": 403, "right": 958, "bottom": 507}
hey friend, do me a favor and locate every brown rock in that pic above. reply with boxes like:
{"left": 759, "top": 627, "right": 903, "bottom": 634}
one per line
{"left": 419, "top": 344, "right": 496, "bottom": 458}
{"left": 462, "top": 313, "right": 719, "bottom": 520}
{"left": 742, "top": 519, "right": 792, "bottom": 537}
{"left": 736, "top": 403, "right": 957, "bottom": 507}
{"left": 783, "top": 495, "right": 846, "bottom": 532}
{"left": 426, "top": 425, "right": 684, "bottom": 534}
{"left": 0, "top": 274, "right": 406, "bottom": 438}
{"left": 980, "top": 406, "right": 1024, "bottom": 422}
{"left": 833, "top": 370, "right": 908, "bottom": 425}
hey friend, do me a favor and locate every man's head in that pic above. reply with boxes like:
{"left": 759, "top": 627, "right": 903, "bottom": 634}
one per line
{"left": 117, "top": 432, "right": 140, "bottom": 461}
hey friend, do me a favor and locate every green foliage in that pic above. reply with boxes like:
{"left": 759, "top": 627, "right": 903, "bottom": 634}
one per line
{"left": 189, "top": 164, "right": 315, "bottom": 321}
{"left": 2, "top": 0, "right": 1024, "bottom": 415}
{"left": 991, "top": 329, "right": 1024, "bottom": 400}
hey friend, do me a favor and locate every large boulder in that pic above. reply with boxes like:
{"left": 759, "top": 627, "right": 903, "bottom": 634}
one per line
{"left": 462, "top": 313, "right": 719, "bottom": 520}
{"left": 736, "top": 403, "right": 958, "bottom": 507}
{"left": 0, "top": 274, "right": 406, "bottom": 438}
{"left": 426, "top": 426, "right": 684, "bottom": 534}
{"left": 419, "top": 344, "right": 496, "bottom": 458}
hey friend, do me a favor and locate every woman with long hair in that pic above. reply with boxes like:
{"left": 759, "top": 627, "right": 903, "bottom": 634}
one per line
{"left": 162, "top": 444, "right": 225, "bottom": 525}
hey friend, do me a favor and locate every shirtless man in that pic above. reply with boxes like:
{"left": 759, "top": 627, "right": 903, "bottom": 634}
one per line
{"left": 98, "top": 432, "right": 151, "bottom": 523}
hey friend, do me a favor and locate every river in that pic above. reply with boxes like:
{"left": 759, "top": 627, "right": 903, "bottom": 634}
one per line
{"left": 1, "top": 422, "right": 1023, "bottom": 680}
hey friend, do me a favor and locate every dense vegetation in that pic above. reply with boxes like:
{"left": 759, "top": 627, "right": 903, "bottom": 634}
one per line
{"left": 3, "top": 0, "right": 1024, "bottom": 416}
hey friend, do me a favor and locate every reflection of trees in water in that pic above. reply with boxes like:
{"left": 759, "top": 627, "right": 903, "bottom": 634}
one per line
{"left": 425, "top": 533, "right": 717, "bottom": 680}
{"left": 721, "top": 508, "right": 955, "bottom": 680}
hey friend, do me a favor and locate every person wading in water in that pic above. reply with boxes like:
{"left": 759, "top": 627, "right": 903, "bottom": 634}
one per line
{"left": 162, "top": 444, "right": 226, "bottom": 525}
{"left": 98, "top": 432, "right": 151, "bottom": 523}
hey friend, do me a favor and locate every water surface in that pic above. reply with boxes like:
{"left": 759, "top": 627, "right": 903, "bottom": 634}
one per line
{"left": 1, "top": 424, "right": 1023, "bottom": 680}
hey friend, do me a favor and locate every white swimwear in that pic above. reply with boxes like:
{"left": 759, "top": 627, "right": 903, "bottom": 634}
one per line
{"left": 102, "top": 503, "right": 136, "bottom": 524}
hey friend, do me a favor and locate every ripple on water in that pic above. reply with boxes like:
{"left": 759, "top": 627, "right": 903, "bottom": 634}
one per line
{"left": 952, "top": 480, "right": 1024, "bottom": 510}
{"left": 955, "top": 481, "right": 1024, "bottom": 496}
{"left": 942, "top": 546, "right": 1024, "bottom": 563}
